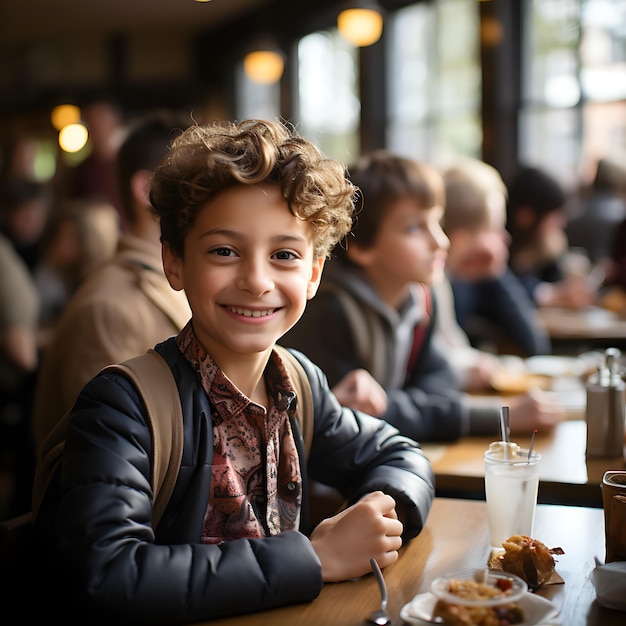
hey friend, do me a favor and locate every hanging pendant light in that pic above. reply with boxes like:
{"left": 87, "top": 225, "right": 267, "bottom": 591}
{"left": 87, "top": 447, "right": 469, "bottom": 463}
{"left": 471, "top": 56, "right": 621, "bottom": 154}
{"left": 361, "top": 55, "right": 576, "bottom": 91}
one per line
{"left": 243, "top": 40, "right": 285, "bottom": 85}
{"left": 337, "top": 0, "right": 384, "bottom": 47}
{"left": 50, "top": 103, "right": 81, "bottom": 131}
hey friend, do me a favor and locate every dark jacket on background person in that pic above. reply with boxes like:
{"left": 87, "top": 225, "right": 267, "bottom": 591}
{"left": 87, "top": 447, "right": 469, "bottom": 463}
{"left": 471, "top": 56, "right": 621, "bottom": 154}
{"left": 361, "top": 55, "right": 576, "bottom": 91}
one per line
{"left": 282, "top": 260, "right": 500, "bottom": 442}
{"left": 34, "top": 336, "right": 434, "bottom": 624}
{"left": 450, "top": 268, "right": 552, "bottom": 356}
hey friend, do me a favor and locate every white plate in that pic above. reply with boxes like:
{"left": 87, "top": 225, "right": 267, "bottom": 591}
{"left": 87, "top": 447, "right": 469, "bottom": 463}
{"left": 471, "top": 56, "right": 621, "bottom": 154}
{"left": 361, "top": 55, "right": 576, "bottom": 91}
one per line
{"left": 524, "top": 355, "right": 584, "bottom": 378}
{"left": 400, "top": 590, "right": 559, "bottom": 625}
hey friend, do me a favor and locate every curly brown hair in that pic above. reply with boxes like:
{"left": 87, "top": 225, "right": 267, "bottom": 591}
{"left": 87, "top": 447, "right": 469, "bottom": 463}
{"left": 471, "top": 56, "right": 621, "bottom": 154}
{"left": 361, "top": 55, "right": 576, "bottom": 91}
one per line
{"left": 149, "top": 119, "right": 356, "bottom": 259}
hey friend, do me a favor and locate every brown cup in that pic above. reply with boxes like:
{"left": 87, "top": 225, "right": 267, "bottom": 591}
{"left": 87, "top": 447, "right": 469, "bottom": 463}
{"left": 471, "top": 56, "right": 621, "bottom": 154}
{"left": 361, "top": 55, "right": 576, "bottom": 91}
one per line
{"left": 601, "top": 471, "right": 626, "bottom": 562}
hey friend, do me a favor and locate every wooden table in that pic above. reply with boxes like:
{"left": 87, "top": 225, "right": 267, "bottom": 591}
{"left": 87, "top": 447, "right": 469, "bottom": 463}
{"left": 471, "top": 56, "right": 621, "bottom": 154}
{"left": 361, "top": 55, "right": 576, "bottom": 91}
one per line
{"left": 539, "top": 306, "right": 626, "bottom": 352}
{"left": 202, "top": 498, "right": 622, "bottom": 626}
{"left": 421, "top": 420, "right": 625, "bottom": 507}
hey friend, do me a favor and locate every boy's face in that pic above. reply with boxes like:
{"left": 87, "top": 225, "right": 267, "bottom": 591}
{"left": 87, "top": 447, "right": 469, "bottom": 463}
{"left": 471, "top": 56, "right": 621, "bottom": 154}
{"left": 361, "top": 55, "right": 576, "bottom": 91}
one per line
{"left": 163, "top": 184, "right": 324, "bottom": 362}
{"left": 446, "top": 191, "right": 510, "bottom": 280}
{"left": 348, "top": 196, "right": 448, "bottom": 296}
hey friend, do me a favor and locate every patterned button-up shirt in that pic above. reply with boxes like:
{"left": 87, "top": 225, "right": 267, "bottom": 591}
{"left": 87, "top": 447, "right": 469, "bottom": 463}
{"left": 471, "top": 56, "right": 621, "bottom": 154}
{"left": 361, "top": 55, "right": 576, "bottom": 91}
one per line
{"left": 176, "top": 322, "right": 302, "bottom": 543}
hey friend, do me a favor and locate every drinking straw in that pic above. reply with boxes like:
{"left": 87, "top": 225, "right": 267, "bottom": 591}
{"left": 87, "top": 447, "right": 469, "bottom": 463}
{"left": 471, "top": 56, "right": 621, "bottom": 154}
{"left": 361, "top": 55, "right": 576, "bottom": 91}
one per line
{"left": 527, "top": 429, "right": 537, "bottom": 464}
{"left": 500, "top": 405, "right": 510, "bottom": 459}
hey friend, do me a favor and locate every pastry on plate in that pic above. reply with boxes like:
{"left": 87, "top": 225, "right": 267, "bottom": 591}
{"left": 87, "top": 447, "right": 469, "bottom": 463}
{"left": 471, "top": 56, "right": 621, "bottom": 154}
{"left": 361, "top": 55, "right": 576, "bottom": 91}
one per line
{"left": 489, "top": 535, "right": 564, "bottom": 588}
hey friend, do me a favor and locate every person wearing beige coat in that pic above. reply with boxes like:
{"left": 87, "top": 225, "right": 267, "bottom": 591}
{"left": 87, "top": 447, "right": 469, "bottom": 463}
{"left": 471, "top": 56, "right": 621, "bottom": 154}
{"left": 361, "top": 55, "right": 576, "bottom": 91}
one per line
{"left": 31, "top": 114, "right": 191, "bottom": 453}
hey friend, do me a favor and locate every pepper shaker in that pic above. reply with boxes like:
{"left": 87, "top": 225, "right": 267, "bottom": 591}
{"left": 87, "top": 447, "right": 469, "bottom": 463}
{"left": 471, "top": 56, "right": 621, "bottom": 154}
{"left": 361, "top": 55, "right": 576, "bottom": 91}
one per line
{"left": 585, "top": 348, "right": 625, "bottom": 458}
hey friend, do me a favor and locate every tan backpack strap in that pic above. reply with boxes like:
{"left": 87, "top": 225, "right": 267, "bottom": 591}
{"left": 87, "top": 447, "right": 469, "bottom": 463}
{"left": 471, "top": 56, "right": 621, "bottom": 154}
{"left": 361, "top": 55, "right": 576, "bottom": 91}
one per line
{"left": 274, "top": 345, "right": 313, "bottom": 459}
{"left": 105, "top": 349, "right": 183, "bottom": 528}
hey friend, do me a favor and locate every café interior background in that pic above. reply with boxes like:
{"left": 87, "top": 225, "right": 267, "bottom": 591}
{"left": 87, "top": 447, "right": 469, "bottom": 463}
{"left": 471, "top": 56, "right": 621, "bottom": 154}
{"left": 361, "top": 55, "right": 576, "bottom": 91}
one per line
{"left": 0, "top": 0, "right": 624, "bottom": 195}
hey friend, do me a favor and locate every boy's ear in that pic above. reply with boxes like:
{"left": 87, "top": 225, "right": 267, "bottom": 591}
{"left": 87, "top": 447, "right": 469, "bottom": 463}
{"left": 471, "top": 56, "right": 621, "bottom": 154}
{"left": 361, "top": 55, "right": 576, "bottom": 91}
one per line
{"left": 130, "top": 169, "right": 152, "bottom": 206}
{"left": 162, "top": 242, "right": 184, "bottom": 291}
{"left": 306, "top": 256, "right": 325, "bottom": 299}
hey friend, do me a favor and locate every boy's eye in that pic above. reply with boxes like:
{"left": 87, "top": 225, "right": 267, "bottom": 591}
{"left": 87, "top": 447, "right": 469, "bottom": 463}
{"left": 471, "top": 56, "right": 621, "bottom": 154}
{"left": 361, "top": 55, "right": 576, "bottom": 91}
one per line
{"left": 407, "top": 223, "right": 425, "bottom": 233}
{"left": 273, "top": 250, "right": 298, "bottom": 261}
{"left": 211, "top": 247, "right": 236, "bottom": 257}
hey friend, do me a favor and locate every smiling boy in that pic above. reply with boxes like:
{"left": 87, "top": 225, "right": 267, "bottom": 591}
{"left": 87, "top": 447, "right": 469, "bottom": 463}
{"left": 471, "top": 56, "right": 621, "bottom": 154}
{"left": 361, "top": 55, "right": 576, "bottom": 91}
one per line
{"left": 32, "top": 120, "right": 434, "bottom": 623}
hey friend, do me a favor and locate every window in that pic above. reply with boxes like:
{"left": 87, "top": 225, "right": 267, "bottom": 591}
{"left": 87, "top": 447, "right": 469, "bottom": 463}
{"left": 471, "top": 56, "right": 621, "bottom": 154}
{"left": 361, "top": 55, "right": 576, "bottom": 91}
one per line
{"left": 295, "top": 30, "right": 360, "bottom": 163}
{"left": 235, "top": 63, "right": 282, "bottom": 121}
{"left": 580, "top": 0, "right": 626, "bottom": 179}
{"left": 387, "top": 0, "right": 482, "bottom": 164}
{"left": 521, "top": 0, "right": 626, "bottom": 186}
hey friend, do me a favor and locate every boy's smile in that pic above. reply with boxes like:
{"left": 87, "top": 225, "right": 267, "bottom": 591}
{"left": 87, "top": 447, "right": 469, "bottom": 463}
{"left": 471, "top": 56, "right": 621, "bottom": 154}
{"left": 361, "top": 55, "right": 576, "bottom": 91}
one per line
{"left": 163, "top": 184, "right": 323, "bottom": 370}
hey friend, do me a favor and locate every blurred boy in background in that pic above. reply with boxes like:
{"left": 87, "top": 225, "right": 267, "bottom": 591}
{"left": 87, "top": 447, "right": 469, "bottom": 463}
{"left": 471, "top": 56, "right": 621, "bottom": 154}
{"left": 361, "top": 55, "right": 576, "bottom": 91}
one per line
{"left": 507, "top": 165, "right": 596, "bottom": 310}
{"left": 438, "top": 158, "right": 551, "bottom": 376}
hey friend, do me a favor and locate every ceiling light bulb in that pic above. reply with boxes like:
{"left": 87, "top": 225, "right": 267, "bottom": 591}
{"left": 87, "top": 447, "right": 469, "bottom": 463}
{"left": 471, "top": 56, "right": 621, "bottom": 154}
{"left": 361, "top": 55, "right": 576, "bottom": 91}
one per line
{"left": 58, "top": 123, "right": 89, "bottom": 153}
{"left": 243, "top": 50, "right": 284, "bottom": 85}
{"left": 50, "top": 104, "right": 81, "bottom": 131}
{"left": 337, "top": 7, "right": 383, "bottom": 47}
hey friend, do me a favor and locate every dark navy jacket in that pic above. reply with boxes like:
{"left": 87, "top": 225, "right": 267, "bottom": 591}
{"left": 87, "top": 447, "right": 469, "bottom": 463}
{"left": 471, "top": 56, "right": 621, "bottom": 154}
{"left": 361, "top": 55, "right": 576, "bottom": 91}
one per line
{"left": 35, "top": 337, "right": 434, "bottom": 624}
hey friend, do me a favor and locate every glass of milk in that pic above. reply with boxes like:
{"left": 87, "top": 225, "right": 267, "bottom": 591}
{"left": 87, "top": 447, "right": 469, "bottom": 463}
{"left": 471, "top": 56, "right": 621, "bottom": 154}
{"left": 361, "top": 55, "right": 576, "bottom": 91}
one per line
{"left": 484, "top": 441, "right": 541, "bottom": 551}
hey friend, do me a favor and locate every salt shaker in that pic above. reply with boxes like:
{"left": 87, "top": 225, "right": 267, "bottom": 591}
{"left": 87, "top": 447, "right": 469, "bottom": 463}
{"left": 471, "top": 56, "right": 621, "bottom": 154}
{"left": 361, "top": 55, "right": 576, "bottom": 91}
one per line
{"left": 586, "top": 348, "right": 625, "bottom": 458}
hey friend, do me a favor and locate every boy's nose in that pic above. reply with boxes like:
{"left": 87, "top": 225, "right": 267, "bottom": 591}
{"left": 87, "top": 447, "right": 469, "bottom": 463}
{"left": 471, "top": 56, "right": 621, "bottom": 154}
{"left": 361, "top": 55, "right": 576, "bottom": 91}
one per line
{"left": 236, "top": 259, "right": 274, "bottom": 295}
{"left": 431, "top": 224, "right": 450, "bottom": 251}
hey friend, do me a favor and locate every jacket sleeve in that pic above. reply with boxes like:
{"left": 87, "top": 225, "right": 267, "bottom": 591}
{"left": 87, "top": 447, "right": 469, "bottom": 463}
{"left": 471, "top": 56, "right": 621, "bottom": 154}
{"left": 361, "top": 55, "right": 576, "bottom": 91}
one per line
{"left": 292, "top": 351, "right": 435, "bottom": 540}
{"left": 48, "top": 372, "right": 323, "bottom": 624}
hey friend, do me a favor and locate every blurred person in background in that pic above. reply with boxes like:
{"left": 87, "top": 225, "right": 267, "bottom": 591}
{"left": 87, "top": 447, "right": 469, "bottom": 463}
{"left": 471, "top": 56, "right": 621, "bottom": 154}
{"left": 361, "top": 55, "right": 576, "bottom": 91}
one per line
{"left": 66, "top": 94, "right": 127, "bottom": 231}
{"left": 612, "top": 226, "right": 626, "bottom": 288}
{"left": 0, "top": 177, "right": 52, "bottom": 271}
{"left": 0, "top": 232, "right": 39, "bottom": 518}
{"left": 0, "top": 175, "right": 50, "bottom": 516}
{"left": 507, "top": 165, "right": 596, "bottom": 310}
{"left": 34, "top": 200, "right": 119, "bottom": 346}
{"left": 32, "top": 112, "right": 191, "bottom": 455}
{"left": 437, "top": 158, "right": 552, "bottom": 392}
{"left": 567, "top": 158, "right": 626, "bottom": 268}
{"left": 0, "top": 177, "right": 117, "bottom": 518}
{"left": 599, "top": 171, "right": 626, "bottom": 315}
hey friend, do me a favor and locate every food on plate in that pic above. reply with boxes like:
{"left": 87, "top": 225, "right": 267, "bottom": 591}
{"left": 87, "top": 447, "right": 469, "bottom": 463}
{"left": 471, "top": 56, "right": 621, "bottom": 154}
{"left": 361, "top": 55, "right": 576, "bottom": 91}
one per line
{"left": 599, "top": 286, "right": 626, "bottom": 315}
{"left": 489, "top": 370, "right": 549, "bottom": 394}
{"left": 431, "top": 572, "right": 526, "bottom": 626}
{"left": 492, "top": 535, "right": 564, "bottom": 588}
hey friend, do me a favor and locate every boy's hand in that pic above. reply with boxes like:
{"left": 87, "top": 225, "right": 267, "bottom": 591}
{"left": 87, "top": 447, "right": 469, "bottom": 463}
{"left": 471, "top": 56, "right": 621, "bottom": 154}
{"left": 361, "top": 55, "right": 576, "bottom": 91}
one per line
{"left": 463, "top": 352, "right": 502, "bottom": 391}
{"left": 332, "top": 369, "right": 388, "bottom": 417}
{"left": 535, "top": 277, "right": 596, "bottom": 310}
{"left": 509, "top": 388, "right": 565, "bottom": 434}
{"left": 309, "top": 491, "right": 403, "bottom": 582}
